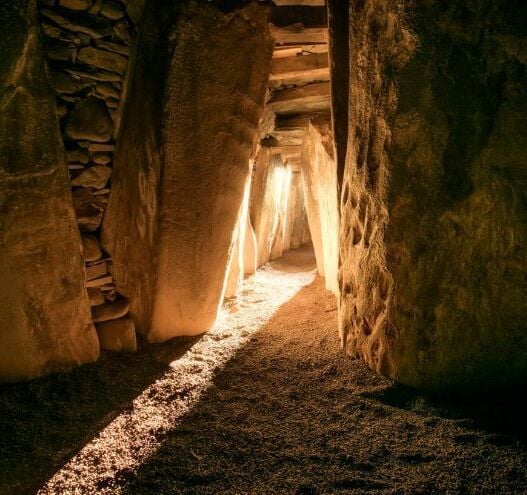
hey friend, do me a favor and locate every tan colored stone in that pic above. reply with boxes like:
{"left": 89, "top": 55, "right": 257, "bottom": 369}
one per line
{"left": 87, "top": 287, "right": 105, "bottom": 306}
{"left": 86, "top": 261, "right": 107, "bottom": 281}
{"left": 96, "top": 316, "right": 137, "bottom": 352}
{"left": 82, "top": 234, "right": 102, "bottom": 261}
{"left": 71, "top": 165, "right": 112, "bottom": 189}
{"left": 0, "top": 3, "right": 99, "bottom": 382}
{"left": 100, "top": 0, "right": 126, "bottom": 21}
{"left": 72, "top": 187, "right": 108, "bottom": 231}
{"left": 65, "top": 96, "right": 114, "bottom": 142}
{"left": 91, "top": 151, "right": 112, "bottom": 165}
{"left": 91, "top": 298, "right": 129, "bottom": 323}
{"left": 301, "top": 117, "right": 338, "bottom": 295}
{"left": 102, "top": 2, "right": 273, "bottom": 340}
{"left": 78, "top": 46, "right": 127, "bottom": 75}
{"left": 85, "top": 274, "right": 113, "bottom": 288}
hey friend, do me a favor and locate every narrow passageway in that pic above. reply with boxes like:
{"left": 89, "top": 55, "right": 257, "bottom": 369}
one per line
{"left": 0, "top": 247, "right": 519, "bottom": 494}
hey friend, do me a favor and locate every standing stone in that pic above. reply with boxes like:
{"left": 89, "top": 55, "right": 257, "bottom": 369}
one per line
{"left": 338, "top": 0, "right": 527, "bottom": 389}
{"left": 251, "top": 149, "right": 290, "bottom": 267}
{"left": 0, "top": 2, "right": 99, "bottom": 382}
{"left": 65, "top": 96, "right": 113, "bottom": 142}
{"left": 301, "top": 117, "right": 339, "bottom": 295}
{"left": 102, "top": 1, "right": 273, "bottom": 339}
{"left": 96, "top": 316, "right": 137, "bottom": 352}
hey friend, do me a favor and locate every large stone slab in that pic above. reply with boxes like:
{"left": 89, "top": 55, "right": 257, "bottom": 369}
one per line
{"left": 251, "top": 148, "right": 291, "bottom": 267}
{"left": 301, "top": 117, "right": 339, "bottom": 295}
{"left": 0, "top": 1, "right": 99, "bottom": 382}
{"left": 103, "top": 1, "right": 273, "bottom": 339}
{"left": 338, "top": 0, "right": 527, "bottom": 389}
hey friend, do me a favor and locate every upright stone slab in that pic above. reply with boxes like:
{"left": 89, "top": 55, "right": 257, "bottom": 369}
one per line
{"left": 338, "top": 0, "right": 527, "bottom": 389}
{"left": 103, "top": 1, "right": 273, "bottom": 339}
{"left": 301, "top": 117, "right": 339, "bottom": 295}
{"left": 0, "top": 1, "right": 99, "bottom": 382}
{"left": 251, "top": 149, "right": 291, "bottom": 267}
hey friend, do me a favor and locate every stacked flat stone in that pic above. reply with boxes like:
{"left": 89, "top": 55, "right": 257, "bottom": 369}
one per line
{"left": 38, "top": 0, "right": 139, "bottom": 352}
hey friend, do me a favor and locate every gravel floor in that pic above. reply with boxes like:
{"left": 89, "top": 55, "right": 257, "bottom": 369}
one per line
{"left": 1, "top": 247, "right": 526, "bottom": 494}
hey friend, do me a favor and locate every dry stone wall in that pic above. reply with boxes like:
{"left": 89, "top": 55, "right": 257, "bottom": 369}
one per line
{"left": 36, "top": 0, "right": 142, "bottom": 352}
{"left": 338, "top": 0, "right": 527, "bottom": 389}
{"left": 0, "top": 0, "right": 99, "bottom": 381}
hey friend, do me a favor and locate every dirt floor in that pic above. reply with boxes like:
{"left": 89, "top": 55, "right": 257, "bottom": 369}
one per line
{"left": 1, "top": 247, "right": 527, "bottom": 494}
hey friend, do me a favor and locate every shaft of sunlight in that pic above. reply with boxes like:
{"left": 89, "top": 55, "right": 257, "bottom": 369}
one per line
{"left": 38, "top": 262, "right": 316, "bottom": 495}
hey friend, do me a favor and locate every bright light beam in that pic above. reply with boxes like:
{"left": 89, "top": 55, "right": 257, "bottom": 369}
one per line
{"left": 38, "top": 263, "right": 316, "bottom": 495}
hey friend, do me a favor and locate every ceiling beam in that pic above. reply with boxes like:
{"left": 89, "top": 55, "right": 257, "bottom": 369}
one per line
{"left": 268, "top": 82, "right": 331, "bottom": 115}
{"left": 270, "top": 26, "right": 328, "bottom": 45}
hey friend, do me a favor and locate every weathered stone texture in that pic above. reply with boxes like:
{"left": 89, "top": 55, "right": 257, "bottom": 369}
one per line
{"left": 251, "top": 148, "right": 291, "bottom": 267}
{"left": 302, "top": 117, "right": 339, "bottom": 295}
{"left": 339, "top": 0, "right": 527, "bottom": 389}
{"left": 103, "top": 1, "right": 273, "bottom": 339}
{"left": 0, "top": 0, "right": 99, "bottom": 381}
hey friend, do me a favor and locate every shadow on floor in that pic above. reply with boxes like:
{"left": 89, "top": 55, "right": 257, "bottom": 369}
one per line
{"left": 3, "top": 271, "right": 527, "bottom": 494}
{"left": 0, "top": 334, "right": 201, "bottom": 495}
{"left": 362, "top": 382, "right": 527, "bottom": 442}
{"left": 114, "top": 278, "right": 527, "bottom": 495}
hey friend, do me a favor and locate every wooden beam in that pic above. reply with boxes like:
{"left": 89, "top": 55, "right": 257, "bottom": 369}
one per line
{"left": 271, "top": 52, "right": 328, "bottom": 75}
{"left": 270, "top": 52, "right": 329, "bottom": 88}
{"left": 273, "top": 45, "right": 328, "bottom": 59}
{"left": 273, "top": 47, "right": 303, "bottom": 58}
{"left": 268, "top": 82, "right": 331, "bottom": 115}
{"left": 270, "top": 25, "right": 328, "bottom": 45}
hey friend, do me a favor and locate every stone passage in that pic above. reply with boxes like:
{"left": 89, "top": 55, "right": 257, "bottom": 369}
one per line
{"left": 37, "top": 0, "right": 143, "bottom": 352}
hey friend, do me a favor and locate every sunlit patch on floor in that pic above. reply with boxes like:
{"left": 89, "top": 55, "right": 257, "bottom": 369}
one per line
{"left": 38, "top": 253, "right": 316, "bottom": 495}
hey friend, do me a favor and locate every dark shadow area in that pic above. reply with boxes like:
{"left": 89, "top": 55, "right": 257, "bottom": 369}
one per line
{"left": 115, "top": 278, "right": 527, "bottom": 495}
{"left": 0, "top": 335, "right": 201, "bottom": 495}
{"left": 361, "top": 382, "right": 527, "bottom": 442}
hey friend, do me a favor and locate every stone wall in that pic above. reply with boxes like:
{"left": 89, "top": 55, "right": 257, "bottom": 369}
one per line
{"left": 103, "top": 1, "right": 273, "bottom": 340}
{"left": 0, "top": 0, "right": 99, "bottom": 381}
{"left": 36, "top": 0, "right": 142, "bottom": 352}
{"left": 338, "top": 0, "right": 527, "bottom": 389}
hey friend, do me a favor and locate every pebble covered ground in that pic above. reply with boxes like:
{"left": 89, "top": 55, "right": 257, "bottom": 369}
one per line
{"left": 1, "top": 247, "right": 526, "bottom": 494}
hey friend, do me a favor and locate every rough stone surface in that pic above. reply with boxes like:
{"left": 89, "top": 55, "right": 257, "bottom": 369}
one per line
{"left": 251, "top": 149, "right": 291, "bottom": 267}
{"left": 65, "top": 96, "right": 114, "bottom": 142}
{"left": 78, "top": 46, "right": 127, "bottom": 75}
{"left": 58, "top": 0, "right": 93, "bottom": 11}
{"left": 91, "top": 298, "right": 129, "bottom": 323}
{"left": 243, "top": 211, "right": 257, "bottom": 276}
{"left": 96, "top": 316, "right": 137, "bottom": 352}
{"left": 284, "top": 171, "right": 311, "bottom": 251}
{"left": 338, "top": 0, "right": 527, "bottom": 389}
{"left": 0, "top": 1, "right": 99, "bottom": 382}
{"left": 103, "top": 1, "right": 273, "bottom": 339}
{"left": 72, "top": 187, "right": 108, "bottom": 231}
{"left": 71, "top": 165, "right": 111, "bottom": 188}
{"left": 81, "top": 234, "right": 102, "bottom": 262}
{"left": 301, "top": 117, "right": 339, "bottom": 295}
